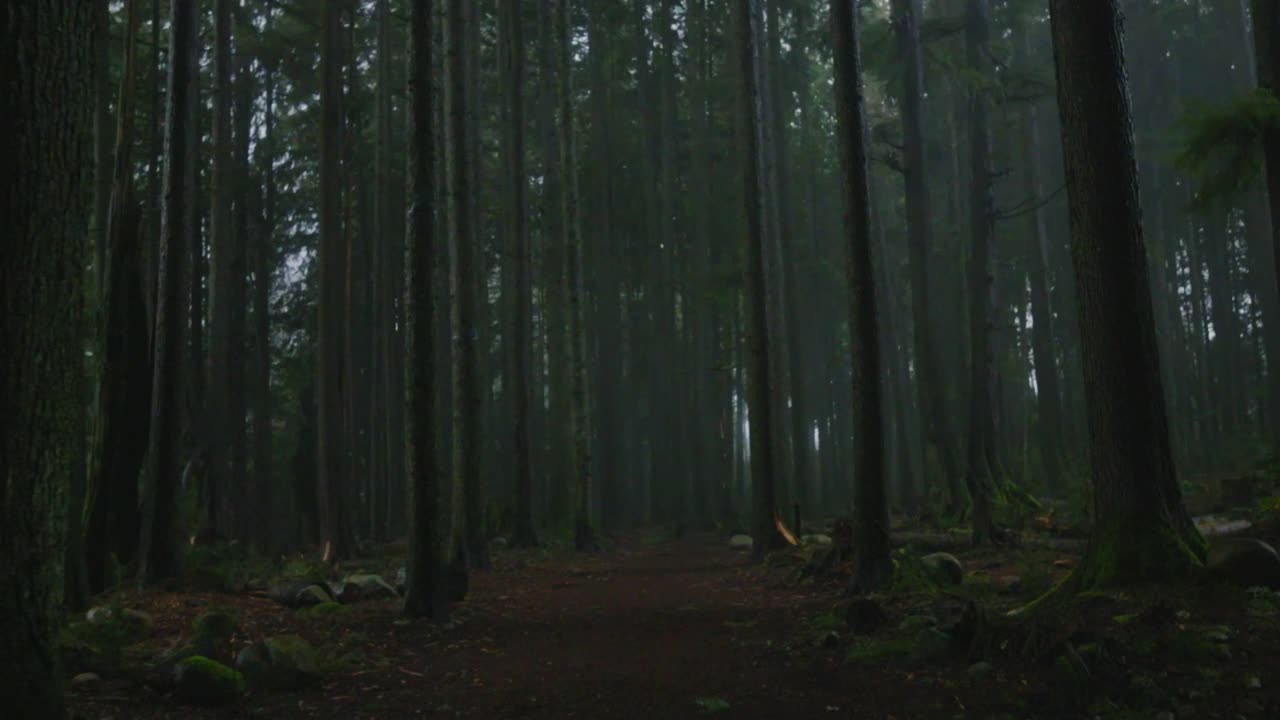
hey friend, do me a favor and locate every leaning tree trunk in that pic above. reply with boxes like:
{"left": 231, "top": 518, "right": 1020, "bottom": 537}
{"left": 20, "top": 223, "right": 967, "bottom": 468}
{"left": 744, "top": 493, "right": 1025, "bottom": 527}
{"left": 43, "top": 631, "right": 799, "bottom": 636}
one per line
{"left": 732, "top": 0, "right": 786, "bottom": 561}
{"left": 1047, "top": 0, "right": 1205, "bottom": 589}
{"left": 403, "top": 0, "right": 447, "bottom": 622}
{"left": 1, "top": 5, "right": 93, "bottom": 717}
{"left": 831, "top": 0, "right": 889, "bottom": 594}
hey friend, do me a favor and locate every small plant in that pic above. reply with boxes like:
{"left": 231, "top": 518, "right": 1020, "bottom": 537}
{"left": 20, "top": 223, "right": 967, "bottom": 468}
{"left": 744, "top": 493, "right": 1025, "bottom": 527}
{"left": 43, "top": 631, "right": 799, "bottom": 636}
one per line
{"left": 693, "top": 696, "right": 731, "bottom": 714}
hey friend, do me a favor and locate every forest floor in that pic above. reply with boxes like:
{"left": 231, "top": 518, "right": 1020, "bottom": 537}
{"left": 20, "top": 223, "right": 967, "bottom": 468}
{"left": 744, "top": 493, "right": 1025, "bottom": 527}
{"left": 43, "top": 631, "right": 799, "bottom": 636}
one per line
{"left": 66, "top": 522, "right": 1280, "bottom": 720}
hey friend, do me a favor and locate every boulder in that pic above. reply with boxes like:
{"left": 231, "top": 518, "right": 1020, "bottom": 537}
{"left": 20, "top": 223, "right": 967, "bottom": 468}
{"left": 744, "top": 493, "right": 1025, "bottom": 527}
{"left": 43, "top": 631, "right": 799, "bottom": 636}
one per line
{"left": 801, "top": 534, "right": 833, "bottom": 547}
{"left": 491, "top": 537, "right": 509, "bottom": 550}
{"left": 729, "top": 535, "right": 754, "bottom": 552}
{"left": 920, "top": 552, "right": 964, "bottom": 586}
{"left": 69, "top": 672, "right": 101, "bottom": 691}
{"left": 342, "top": 573, "right": 399, "bottom": 600}
{"left": 85, "top": 607, "right": 114, "bottom": 625}
{"left": 270, "top": 580, "right": 336, "bottom": 608}
{"left": 1207, "top": 537, "right": 1280, "bottom": 589}
{"left": 173, "top": 656, "right": 245, "bottom": 706}
{"left": 394, "top": 567, "right": 407, "bottom": 594}
{"left": 235, "top": 635, "right": 320, "bottom": 691}
{"left": 121, "top": 609, "right": 155, "bottom": 634}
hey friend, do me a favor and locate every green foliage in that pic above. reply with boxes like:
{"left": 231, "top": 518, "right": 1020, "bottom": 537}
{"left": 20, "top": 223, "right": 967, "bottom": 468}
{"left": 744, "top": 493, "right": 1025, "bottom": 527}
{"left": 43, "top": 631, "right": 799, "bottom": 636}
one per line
{"left": 1175, "top": 89, "right": 1280, "bottom": 210}
{"left": 888, "top": 547, "right": 942, "bottom": 595}
{"left": 58, "top": 609, "right": 139, "bottom": 674}
{"left": 693, "top": 696, "right": 731, "bottom": 714}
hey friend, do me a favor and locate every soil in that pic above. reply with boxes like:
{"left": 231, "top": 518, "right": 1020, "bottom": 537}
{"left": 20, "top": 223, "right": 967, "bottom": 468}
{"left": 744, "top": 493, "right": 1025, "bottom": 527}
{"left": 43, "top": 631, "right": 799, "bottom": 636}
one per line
{"left": 66, "top": 527, "right": 1280, "bottom": 719}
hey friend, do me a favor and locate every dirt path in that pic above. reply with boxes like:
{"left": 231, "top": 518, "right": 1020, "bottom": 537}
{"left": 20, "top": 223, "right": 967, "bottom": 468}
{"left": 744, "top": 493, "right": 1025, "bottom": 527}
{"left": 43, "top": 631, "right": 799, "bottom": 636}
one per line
{"left": 73, "top": 531, "right": 890, "bottom": 719}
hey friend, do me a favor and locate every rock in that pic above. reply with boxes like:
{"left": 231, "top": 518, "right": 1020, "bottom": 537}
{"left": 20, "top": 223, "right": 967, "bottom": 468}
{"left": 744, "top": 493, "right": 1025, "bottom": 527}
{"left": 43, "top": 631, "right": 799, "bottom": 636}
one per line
{"left": 1246, "top": 675, "right": 1262, "bottom": 689}
{"left": 910, "top": 628, "right": 953, "bottom": 661}
{"left": 1207, "top": 537, "right": 1280, "bottom": 589}
{"left": 729, "top": 535, "right": 754, "bottom": 551}
{"left": 270, "top": 580, "right": 336, "bottom": 608}
{"left": 898, "top": 614, "right": 937, "bottom": 632}
{"left": 845, "top": 598, "right": 888, "bottom": 635}
{"left": 1154, "top": 712, "right": 1175, "bottom": 720}
{"left": 967, "top": 662, "right": 993, "bottom": 679}
{"left": 342, "top": 573, "right": 399, "bottom": 600}
{"left": 85, "top": 606, "right": 113, "bottom": 625}
{"left": 921, "top": 552, "right": 964, "bottom": 586}
{"left": 70, "top": 672, "right": 101, "bottom": 690}
{"left": 994, "top": 575, "right": 1023, "bottom": 594}
{"left": 394, "top": 566, "right": 407, "bottom": 594}
{"left": 491, "top": 537, "right": 509, "bottom": 549}
{"left": 1175, "top": 705, "right": 1196, "bottom": 719}
{"left": 173, "top": 656, "right": 245, "bottom": 706}
{"left": 192, "top": 609, "right": 238, "bottom": 643}
{"left": 122, "top": 609, "right": 155, "bottom": 634}
{"left": 236, "top": 635, "right": 320, "bottom": 691}
{"left": 801, "top": 534, "right": 833, "bottom": 547}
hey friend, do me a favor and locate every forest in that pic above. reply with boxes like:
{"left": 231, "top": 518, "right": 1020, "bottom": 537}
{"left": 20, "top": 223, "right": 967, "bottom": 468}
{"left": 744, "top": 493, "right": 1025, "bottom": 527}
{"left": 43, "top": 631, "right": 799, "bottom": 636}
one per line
{"left": 4, "top": 0, "right": 1280, "bottom": 718}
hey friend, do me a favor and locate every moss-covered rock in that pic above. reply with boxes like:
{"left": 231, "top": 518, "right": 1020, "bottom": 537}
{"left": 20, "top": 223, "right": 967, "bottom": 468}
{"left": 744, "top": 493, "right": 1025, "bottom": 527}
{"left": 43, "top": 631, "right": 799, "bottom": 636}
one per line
{"left": 235, "top": 635, "right": 320, "bottom": 691}
{"left": 920, "top": 552, "right": 964, "bottom": 586}
{"left": 341, "top": 573, "right": 400, "bottom": 600}
{"left": 192, "top": 608, "right": 239, "bottom": 644}
{"left": 1207, "top": 537, "right": 1280, "bottom": 589}
{"left": 173, "top": 656, "right": 245, "bottom": 706}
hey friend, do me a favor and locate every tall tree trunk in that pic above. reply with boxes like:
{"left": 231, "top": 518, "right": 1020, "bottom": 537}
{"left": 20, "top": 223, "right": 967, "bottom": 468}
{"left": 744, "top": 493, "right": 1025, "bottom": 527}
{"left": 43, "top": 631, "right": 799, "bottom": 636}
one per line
{"left": 963, "top": 0, "right": 1002, "bottom": 546}
{"left": 1018, "top": 32, "right": 1066, "bottom": 496}
{"left": 253, "top": 59, "right": 276, "bottom": 552}
{"left": 732, "top": 0, "right": 785, "bottom": 561}
{"left": 1, "top": 5, "right": 93, "bottom": 716}
{"left": 447, "top": 0, "right": 484, "bottom": 571}
{"left": 831, "top": 0, "right": 889, "bottom": 593}
{"left": 1047, "top": 0, "right": 1205, "bottom": 589}
{"left": 891, "top": 0, "right": 962, "bottom": 508}
{"left": 94, "top": 0, "right": 112, "bottom": 296}
{"left": 555, "top": 0, "right": 598, "bottom": 552}
{"left": 86, "top": 0, "right": 150, "bottom": 593}
{"left": 501, "top": 0, "right": 538, "bottom": 549}
{"left": 403, "top": 0, "right": 446, "bottom": 622}
{"left": 318, "top": 0, "right": 352, "bottom": 562}
{"left": 207, "top": 0, "right": 234, "bottom": 537}
{"left": 1253, "top": 0, "right": 1280, "bottom": 304}
{"left": 228, "top": 36, "right": 252, "bottom": 539}
{"left": 140, "top": 0, "right": 196, "bottom": 586}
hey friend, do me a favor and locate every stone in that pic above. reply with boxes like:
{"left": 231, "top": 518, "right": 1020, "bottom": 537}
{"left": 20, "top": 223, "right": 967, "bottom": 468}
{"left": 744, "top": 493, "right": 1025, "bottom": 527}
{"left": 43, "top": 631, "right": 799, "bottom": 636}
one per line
{"left": 967, "top": 662, "right": 993, "bottom": 679}
{"left": 491, "top": 537, "right": 509, "bottom": 549}
{"left": 994, "top": 575, "right": 1023, "bottom": 594}
{"left": 122, "top": 609, "right": 155, "bottom": 634}
{"left": 342, "top": 573, "right": 399, "bottom": 600}
{"left": 394, "top": 566, "right": 407, "bottom": 594}
{"left": 173, "top": 656, "right": 245, "bottom": 706}
{"left": 1246, "top": 675, "right": 1262, "bottom": 689}
{"left": 728, "top": 535, "right": 754, "bottom": 552}
{"left": 801, "top": 534, "right": 833, "bottom": 547}
{"left": 295, "top": 584, "right": 335, "bottom": 607}
{"left": 1207, "top": 537, "right": 1280, "bottom": 589}
{"left": 70, "top": 672, "right": 101, "bottom": 690}
{"left": 85, "top": 607, "right": 114, "bottom": 625}
{"left": 270, "top": 580, "right": 335, "bottom": 608}
{"left": 921, "top": 552, "right": 965, "bottom": 586}
{"left": 235, "top": 635, "right": 320, "bottom": 691}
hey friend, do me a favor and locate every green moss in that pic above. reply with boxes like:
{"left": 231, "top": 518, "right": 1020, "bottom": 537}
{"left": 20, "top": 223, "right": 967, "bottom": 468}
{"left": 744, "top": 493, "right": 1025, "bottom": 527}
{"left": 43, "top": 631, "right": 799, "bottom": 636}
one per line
{"left": 181, "top": 655, "right": 244, "bottom": 684}
{"left": 192, "top": 608, "right": 239, "bottom": 642}
{"left": 299, "top": 601, "right": 349, "bottom": 619}
{"left": 1076, "top": 519, "right": 1204, "bottom": 590}
{"left": 175, "top": 655, "right": 246, "bottom": 705}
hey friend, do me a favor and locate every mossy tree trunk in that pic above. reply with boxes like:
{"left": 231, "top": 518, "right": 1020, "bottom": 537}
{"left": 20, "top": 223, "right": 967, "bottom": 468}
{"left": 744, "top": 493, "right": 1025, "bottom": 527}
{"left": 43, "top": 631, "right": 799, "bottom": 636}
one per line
{"left": 1, "top": 5, "right": 94, "bottom": 716}
{"left": 1048, "top": 0, "right": 1205, "bottom": 588}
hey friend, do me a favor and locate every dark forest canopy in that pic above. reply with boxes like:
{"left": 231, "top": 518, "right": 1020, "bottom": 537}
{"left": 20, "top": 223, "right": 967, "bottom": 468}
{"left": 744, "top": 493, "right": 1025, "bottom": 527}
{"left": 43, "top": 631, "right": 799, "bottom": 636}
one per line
{"left": 5, "top": 0, "right": 1280, "bottom": 718}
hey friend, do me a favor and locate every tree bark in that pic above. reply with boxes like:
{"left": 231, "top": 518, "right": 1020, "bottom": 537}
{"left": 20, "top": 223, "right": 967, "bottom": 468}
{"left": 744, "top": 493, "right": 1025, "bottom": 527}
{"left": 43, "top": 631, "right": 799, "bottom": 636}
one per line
{"left": 318, "top": 0, "right": 352, "bottom": 561}
{"left": 1, "top": 5, "right": 93, "bottom": 717}
{"left": 1048, "top": 0, "right": 1205, "bottom": 588}
{"left": 1253, "top": 0, "right": 1280, "bottom": 319}
{"left": 831, "top": 0, "right": 889, "bottom": 593}
{"left": 732, "top": 0, "right": 785, "bottom": 561}
{"left": 403, "top": 0, "right": 447, "bottom": 622}
{"left": 140, "top": 0, "right": 196, "bottom": 586}
{"left": 963, "top": 0, "right": 1002, "bottom": 546}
